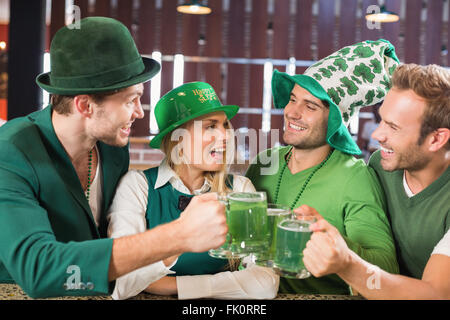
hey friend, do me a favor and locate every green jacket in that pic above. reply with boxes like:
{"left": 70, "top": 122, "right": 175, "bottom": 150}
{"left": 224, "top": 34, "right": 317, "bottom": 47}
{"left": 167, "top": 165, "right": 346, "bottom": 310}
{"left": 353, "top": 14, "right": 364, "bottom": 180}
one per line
{"left": 0, "top": 106, "right": 129, "bottom": 298}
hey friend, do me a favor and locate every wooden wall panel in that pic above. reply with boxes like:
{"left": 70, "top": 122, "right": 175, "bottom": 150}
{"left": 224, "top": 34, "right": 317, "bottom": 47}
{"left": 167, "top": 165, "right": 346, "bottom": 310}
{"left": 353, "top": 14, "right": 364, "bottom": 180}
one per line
{"left": 182, "top": 11, "right": 201, "bottom": 83}
{"left": 425, "top": 0, "right": 443, "bottom": 65}
{"left": 161, "top": 0, "right": 178, "bottom": 55}
{"left": 204, "top": 0, "right": 223, "bottom": 96}
{"left": 160, "top": 1, "right": 178, "bottom": 97}
{"left": 230, "top": 113, "right": 249, "bottom": 130}
{"left": 361, "top": 0, "right": 382, "bottom": 41}
{"left": 249, "top": 0, "right": 268, "bottom": 110}
{"left": 317, "top": 0, "right": 335, "bottom": 58}
{"left": 44, "top": 0, "right": 448, "bottom": 137}
{"left": 295, "top": 0, "right": 313, "bottom": 60}
{"left": 181, "top": 14, "right": 201, "bottom": 56}
{"left": 250, "top": 0, "right": 268, "bottom": 59}
{"left": 273, "top": 0, "right": 290, "bottom": 59}
{"left": 404, "top": 0, "right": 422, "bottom": 63}
{"left": 137, "top": 0, "right": 156, "bottom": 55}
{"left": 74, "top": 0, "right": 90, "bottom": 18}
{"left": 50, "top": 0, "right": 65, "bottom": 42}
{"left": 382, "top": 0, "right": 401, "bottom": 51}
{"left": 272, "top": 114, "right": 285, "bottom": 143}
{"left": 116, "top": 0, "right": 133, "bottom": 31}
{"left": 94, "top": 0, "right": 112, "bottom": 17}
{"left": 339, "top": 0, "right": 357, "bottom": 48}
{"left": 227, "top": 0, "right": 246, "bottom": 125}
{"left": 227, "top": 0, "right": 246, "bottom": 59}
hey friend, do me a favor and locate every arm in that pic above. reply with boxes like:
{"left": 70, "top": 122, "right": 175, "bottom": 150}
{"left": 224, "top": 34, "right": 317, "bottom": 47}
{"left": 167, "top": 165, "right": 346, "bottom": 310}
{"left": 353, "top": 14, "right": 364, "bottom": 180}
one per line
{"left": 304, "top": 220, "right": 450, "bottom": 299}
{"left": 160, "top": 265, "right": 279, "bottom": 300}
{"left": 0, "top": 143, "right": 227, "bottom": 298}
{"left": 108, "top": 192, "right": 228, "bottom": 280}
{"left": 340, "top": 252, "right": 450, "bottom": 300}
{"left": 107, "top": 170, "right": 177, "bottom": 300}
{"left": 339, "top": 168, "right": 399, "bottom": 274}
{"left": 144, "top": 175, "right": 266, "bottom": 299}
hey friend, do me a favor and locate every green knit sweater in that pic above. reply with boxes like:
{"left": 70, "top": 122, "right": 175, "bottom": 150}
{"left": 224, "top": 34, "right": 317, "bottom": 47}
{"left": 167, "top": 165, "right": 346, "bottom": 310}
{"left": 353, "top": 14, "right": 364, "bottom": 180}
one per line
{"left": 246, "top": 146, "right": 399, "bottom": 294}
{"left": 369, "top": 150, "right": 450, "bottom": 279}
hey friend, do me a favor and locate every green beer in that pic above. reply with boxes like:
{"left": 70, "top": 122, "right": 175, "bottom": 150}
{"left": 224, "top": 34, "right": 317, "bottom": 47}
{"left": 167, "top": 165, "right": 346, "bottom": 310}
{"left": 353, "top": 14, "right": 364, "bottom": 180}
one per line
{"left": 227, "top": 192, "right": 268, "bottom": 255}
{"left": 255, "top": 205, "right": 291, "bottom": 266}
{"left": 273, "top": 219, "right": 313, "bottom": 279}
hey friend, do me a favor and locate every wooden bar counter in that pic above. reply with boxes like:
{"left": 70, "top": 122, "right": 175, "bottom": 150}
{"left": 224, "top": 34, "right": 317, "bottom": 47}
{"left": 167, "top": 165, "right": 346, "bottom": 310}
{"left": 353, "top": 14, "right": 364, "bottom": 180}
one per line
{"left": 0, "top": 283, "right": 363, "bottom": 300}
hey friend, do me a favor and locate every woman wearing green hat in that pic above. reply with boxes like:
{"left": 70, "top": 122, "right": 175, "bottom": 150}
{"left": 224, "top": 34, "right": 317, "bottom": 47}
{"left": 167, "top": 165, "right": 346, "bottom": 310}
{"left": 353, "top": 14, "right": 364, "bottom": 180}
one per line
{"left": 107, "top": 82, "right": 279, "bottom": 300}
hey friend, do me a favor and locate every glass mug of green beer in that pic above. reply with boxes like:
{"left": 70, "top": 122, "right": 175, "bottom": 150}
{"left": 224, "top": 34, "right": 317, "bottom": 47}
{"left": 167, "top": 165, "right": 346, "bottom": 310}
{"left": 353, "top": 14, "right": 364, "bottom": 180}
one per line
{"left": 254, "top": 203, "right": 292, "bottom": 267}
{"left": 273, "top": 215, "right": 317, "bottom": 279}
{"left": 208, "top": 192, "right": 268, "bottom": 259}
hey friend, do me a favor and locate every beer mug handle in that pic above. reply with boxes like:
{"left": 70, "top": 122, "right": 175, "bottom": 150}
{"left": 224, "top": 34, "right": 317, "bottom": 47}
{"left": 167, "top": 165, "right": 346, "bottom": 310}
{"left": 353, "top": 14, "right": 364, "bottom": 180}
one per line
{"left": 217, "top": 192, "right": 232, "bottom": 245}
{"left": 217, "top": 192, "right": 228, "bottom": 205}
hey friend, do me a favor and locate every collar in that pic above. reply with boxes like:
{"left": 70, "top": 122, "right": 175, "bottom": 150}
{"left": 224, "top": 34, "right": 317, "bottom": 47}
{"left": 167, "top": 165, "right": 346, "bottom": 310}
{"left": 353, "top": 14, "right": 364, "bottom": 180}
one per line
{"left": 402, "top": 171, "right": 415, "bottom": 198}
{"left": 155, "top": 158, "right": 211, "bottom": 195}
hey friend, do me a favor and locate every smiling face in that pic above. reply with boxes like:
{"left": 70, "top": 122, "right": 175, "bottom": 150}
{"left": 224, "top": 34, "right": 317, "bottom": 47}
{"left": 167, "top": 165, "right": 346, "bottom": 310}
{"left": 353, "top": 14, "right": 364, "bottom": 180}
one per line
{"left": 283, "top": 84, "right": 329, "bottom": 150}
{"left": 372, "top": 87, "right": 431, "bottom": 172}
{"left": 88, "top": 83, "right": 144, "bottom": 147}
{"left": 179, "top": 111, "right": 232, "bottom": 172}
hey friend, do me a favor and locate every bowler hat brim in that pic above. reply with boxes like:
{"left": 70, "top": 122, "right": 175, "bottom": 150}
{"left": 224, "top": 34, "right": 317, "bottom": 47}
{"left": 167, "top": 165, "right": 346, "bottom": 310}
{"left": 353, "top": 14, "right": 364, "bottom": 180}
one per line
{"left": 36, "top": 57, "right": 160, "bottom": 95}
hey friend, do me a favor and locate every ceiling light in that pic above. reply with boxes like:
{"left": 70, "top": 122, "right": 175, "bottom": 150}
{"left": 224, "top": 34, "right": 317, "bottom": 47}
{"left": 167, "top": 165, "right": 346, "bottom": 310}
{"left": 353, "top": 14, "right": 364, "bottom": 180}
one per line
{"left": 365, "top": 5, "right": 399, "bottom": 23}
{"left": 177, "top": 1, "right": 211, "bottom": 15}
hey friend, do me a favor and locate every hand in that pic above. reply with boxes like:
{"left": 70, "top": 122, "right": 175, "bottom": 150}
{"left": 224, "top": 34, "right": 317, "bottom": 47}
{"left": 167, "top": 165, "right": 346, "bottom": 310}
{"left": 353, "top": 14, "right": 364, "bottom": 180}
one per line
{"left": 293, "top": 204, "right": 324, "bottom": 220}
{"left": 177, "top": 192, "right": 228, "bottom": 253}
{"left": 302, "top": 218, "right": 352, "bottom": 277}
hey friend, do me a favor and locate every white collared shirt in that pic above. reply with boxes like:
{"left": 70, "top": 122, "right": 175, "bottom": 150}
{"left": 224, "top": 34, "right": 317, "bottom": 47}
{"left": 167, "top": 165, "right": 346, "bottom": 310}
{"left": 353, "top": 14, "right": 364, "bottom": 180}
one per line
{"left": 154, "top": 158, "right": 213, "bottom": 194}
{"left": 87, "top": 145, "right": 103, "bottom": 226}
{"left": 107, "top": 160, "right": 278, "bottom": 300}
{"left": 402, "top": 171, "right": 415, "bottom": 198}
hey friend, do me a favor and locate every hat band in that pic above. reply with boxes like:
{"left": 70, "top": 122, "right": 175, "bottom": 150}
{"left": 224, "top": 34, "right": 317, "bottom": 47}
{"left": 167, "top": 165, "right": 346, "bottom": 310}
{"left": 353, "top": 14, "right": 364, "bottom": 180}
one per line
{"left": 49, "top": 57, "right": 145, "bottom": 89}
{"left": 163, "top": 101, "right": 225, "bottom": 128}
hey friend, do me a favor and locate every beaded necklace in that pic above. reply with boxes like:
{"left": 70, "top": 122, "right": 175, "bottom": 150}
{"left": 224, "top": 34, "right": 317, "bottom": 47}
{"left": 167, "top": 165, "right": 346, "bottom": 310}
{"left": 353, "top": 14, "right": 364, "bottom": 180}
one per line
{"left": 85, "top": 148, "right": 93, "bottom": 201}
{"left": 273, "top": 147, "right": 333, "bottom": 210}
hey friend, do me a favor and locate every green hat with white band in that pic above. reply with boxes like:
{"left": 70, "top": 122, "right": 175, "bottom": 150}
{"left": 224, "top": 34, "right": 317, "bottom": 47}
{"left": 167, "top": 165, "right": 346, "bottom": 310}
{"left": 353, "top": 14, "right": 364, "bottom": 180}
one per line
{"left": 272, "top": 39, "right": 400, "bottom": 155}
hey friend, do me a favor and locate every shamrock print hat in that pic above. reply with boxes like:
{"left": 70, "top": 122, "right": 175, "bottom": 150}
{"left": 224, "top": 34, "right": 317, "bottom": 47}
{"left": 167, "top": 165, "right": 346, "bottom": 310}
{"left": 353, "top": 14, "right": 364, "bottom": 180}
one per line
{"left": 272, "top": 39, "right": 400, "bottom": 155}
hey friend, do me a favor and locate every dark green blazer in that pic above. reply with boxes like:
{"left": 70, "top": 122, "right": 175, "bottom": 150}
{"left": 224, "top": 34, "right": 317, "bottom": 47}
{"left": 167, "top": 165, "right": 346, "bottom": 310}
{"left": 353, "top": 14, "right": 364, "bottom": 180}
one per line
{"left": 0, "top": 106, "right": 129, "bottom": 298}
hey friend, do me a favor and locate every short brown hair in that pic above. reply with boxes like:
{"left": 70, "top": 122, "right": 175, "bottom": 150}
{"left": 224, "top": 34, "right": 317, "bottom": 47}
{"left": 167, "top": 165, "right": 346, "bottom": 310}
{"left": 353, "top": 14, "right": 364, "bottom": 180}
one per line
{"left": 391, "top": 63, "right": 450, "bottom": 149}
{"left": 51, "top": 88, "right": 125, "bottom": 115}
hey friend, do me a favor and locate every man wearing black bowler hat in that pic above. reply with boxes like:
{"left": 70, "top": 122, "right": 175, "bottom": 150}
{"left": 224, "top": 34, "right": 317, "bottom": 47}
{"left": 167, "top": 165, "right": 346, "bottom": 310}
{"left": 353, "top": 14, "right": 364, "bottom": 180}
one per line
{"left": 0, "top": 17, "right": 227, "bottom": 298}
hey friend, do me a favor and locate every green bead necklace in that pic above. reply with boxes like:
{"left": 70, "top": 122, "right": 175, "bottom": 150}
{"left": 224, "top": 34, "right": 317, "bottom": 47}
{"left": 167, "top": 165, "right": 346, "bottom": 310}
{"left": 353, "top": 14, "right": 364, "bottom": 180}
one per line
{"left": 273, "top": 147, "right": 333, "bottom": 210}
{"left": 85, "top": 148, "right": 93, "bottom": 201}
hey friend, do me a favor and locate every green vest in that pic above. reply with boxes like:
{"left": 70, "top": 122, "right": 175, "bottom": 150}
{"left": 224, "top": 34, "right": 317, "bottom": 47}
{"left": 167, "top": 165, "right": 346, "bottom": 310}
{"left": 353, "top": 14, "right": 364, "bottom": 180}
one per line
{"left": 143, "top": 167, "right": 228, "bottom": 275}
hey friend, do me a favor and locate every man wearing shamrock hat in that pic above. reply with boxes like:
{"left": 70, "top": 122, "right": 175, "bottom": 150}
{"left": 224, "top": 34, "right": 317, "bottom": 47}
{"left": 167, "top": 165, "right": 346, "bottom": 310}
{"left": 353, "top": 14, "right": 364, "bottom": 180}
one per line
{"left": 246, "top": 39, "right": 399, "bottom": 294}
{"left": 0, "top": 17, "right": 228, "bottom": 298}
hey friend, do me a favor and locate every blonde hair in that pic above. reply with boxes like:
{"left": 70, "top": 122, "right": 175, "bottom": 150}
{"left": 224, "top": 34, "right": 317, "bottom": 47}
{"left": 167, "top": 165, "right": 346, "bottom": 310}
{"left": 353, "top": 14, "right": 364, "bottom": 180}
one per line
{"left": 392, "top": 64, "right": 450, "bottom": 149}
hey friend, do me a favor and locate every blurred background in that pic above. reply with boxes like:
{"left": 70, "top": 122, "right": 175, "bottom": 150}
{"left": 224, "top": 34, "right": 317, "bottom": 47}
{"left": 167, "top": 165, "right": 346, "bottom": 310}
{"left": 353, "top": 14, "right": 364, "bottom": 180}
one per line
{"left": 0, "top": 0, "right": 448, "bottom": 170}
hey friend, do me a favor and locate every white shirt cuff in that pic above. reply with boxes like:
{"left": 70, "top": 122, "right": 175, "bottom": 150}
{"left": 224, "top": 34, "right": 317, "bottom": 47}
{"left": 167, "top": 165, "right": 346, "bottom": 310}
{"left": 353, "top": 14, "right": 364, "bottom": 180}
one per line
{"left": 112, "top": 261, "right": 175, "bottom": 300}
